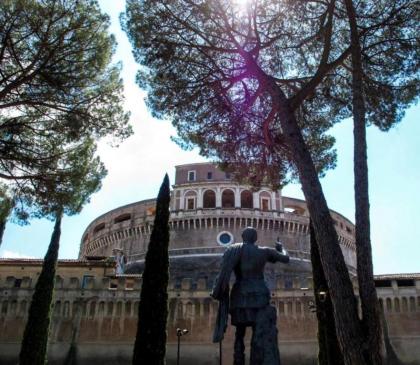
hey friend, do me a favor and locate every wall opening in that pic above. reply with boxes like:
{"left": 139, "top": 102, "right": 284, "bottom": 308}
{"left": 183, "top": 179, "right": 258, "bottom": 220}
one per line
{"left": 241, "top": 190, "right": 253, "bottom": 209}
{"left": 203, "top": 190, "right": 216, "bottom": 208}
{"left": 222, "top": 189, "right": 235, "bottom": 208}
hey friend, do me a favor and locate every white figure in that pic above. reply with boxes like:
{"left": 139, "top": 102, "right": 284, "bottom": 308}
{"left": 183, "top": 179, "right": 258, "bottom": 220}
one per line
{"left": 114, "top": 249, "right": 126, "bottom": 275}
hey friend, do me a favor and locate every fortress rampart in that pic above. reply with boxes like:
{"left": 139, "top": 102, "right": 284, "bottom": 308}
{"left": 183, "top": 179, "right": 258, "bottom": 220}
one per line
{"left": 1, "top": 163, "right": 419, "bottom": 364}
{"left": 0, "top": 260, "right": 419, "bottom": 365}
{"left": 79, "top": 163, "right": 357, "bottom": 276}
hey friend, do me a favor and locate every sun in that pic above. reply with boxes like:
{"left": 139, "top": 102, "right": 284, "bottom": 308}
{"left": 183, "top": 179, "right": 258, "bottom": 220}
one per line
{"left": 232, "top": 0, "right": 251, "bottom": 11}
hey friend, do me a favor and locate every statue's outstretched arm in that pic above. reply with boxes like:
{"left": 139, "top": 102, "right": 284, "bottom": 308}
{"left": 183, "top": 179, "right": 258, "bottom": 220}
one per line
{"left": 266, "top": 244, "right": 290, "bottom": 264}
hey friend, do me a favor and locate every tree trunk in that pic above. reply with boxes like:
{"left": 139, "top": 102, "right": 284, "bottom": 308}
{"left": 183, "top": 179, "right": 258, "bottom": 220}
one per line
{"left": 344, "top": 0, "right": 383, "bottom": 363}
{"left": 310, "top": 221, "right": 344, "bottom": 365}
{"left": 279, "top": 96, "right": 366, "bottom": 364}
{"left": 260, "top": 74, "right": 368, "bottom": 364}
{"left": 19, "top": 212, "right": 62, "bottom": 365}
{"left": 133, "top": 174, "right": 171, "bottom": 365}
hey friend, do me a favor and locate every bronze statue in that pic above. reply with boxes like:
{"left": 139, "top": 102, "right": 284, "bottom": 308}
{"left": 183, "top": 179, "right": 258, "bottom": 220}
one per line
{"left": 212, "top": 227, "right": 289, "bottom": 365}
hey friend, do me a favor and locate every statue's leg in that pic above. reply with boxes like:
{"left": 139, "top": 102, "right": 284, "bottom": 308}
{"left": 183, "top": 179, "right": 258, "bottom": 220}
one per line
{"left": 234, "top": 325, "right": 246, "bottom": 365}
{"left": 250, "top": 324, "right": 261, "bottom": 365}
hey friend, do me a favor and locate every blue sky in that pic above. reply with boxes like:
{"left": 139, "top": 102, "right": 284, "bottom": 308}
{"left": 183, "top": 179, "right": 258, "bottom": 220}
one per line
{"left": 1, "top": 1, "right": 419, "bottom": 275}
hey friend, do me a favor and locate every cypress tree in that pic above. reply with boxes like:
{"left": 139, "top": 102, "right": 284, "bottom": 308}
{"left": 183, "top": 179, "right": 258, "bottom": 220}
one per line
{"left": 310, "top": 221, "right": 344, "bottom": 365}
{"left": 0, "top": 186, "right": 13, "bottom": 246}
{"left": 19, "top": 212, "right": 62, "bottom": 365}
{"left": 133, "top": 174, "right": 171, "bottom": 365}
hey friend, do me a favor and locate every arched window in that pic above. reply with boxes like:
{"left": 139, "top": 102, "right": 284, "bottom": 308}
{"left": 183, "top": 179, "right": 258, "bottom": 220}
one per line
{"left": 184, "top": 191, "right": 197, "bottom": 210}
{"left": 260, "top": 191, "right": 271, "bottom": 211}
{"left": 93, "top": 222, "right": 105, "bottom": 234}
{"left": 203, "top": 190, "right": 216, "bottom": 208}
{"left": 241, "top": 190, "right": 253, "bottom": 209}
{"left": 222, "top": 189, "right": 235, "bottom": 208}
{"left": 114, "top": 213, "right": 131, "bottom": 224}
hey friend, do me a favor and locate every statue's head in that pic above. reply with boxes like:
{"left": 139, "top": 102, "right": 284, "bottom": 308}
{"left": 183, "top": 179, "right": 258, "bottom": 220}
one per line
{"left": 242, "top": 227, "right": 257, "bottom": 244}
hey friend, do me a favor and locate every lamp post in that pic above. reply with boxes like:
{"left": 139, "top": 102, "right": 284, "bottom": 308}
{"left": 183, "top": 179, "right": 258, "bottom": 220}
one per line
{"left": 176, "top": 328, "right": 189, "bottom": 365}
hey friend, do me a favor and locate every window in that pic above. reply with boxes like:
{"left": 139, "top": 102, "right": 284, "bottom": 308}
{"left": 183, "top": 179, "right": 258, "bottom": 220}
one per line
{"left": 217, "top": 231, "right": 234, "bottom": 246}
{"left": 125, "top": 280, "right": 134, "bottom": 290}
{"left": 284, "top": 278, "right": 293, "bottom": 290}
{"left": 261, "top": 198, "right": 270, "bottom": 211}
{"left": 203, "top": 190, "right": 216, "bottom": 208}
{"left": 397, "top": 279, "right": 415, "bottom": 287}
{"left": 93, "top": 222, "right": 105, "bottom": 234}
{"left": 375, "top": 279, "right": 392, "bottom": 288}
{"left": 188, "top": 170, "right": 196, "bottom": 181}
{"left": 186, "top": 197, "right": 195, "bottom": 210}
{"left": 81, "top": 275, "right": 94, "bottom": 289}
{"left": 240, "top": 190, "right": 253, "bottom": 209}
{"left": 114, "top": 213, "right": 131, "bottom": 224}
{"left": 222, "top": 189, "right": 235, "bottom": 208}
{"left": 207, "top": 172, "right": 213, "bottom": 180}
{"left": 184, "top": 191, "right": 197, "bottom": 210}
{"left": 14, "top": 279, "right": 22, "bottom": 288}
{"left": 225, "top": 172, "right": 231, "bottom": 179}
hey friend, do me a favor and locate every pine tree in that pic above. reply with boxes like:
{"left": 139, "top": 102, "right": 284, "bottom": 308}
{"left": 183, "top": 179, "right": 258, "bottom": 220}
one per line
{"left": 0, "top": 185, "right": 13, "bottom": 246}
{"left": 19, "top": 212, "right": 62, "bottom": 365}
{"left": 18, "top": 137, "right": 106, "bottom": 364}
{"left": 123, "top": 1, "right": 418, "bottom": 361}
{"left": 133, "top": 174, "right": 171, "bottom": 364}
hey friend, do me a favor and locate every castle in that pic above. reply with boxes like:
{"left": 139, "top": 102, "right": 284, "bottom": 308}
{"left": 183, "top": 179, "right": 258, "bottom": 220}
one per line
{"left": 0, "top": 163, "right": 419, "bottom": 364}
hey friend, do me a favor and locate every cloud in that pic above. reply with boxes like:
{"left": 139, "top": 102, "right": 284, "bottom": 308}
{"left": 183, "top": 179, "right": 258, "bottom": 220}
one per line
{"left": 0, "top": 250, "right": 36, "bottom": 259}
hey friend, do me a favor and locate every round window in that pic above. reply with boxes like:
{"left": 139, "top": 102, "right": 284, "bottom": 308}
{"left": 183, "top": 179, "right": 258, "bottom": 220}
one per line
{"left": 217, "top": 231, "right": 234, "bottom": 246}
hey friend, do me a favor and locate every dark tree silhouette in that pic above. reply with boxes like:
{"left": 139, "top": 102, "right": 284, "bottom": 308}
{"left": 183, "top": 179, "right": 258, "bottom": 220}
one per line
{"left": 133, "top": 174, "right": 171, "bottom": 364}
{"left": 19, "top": 213, "right": 62, "bottom": 365}
{"left": 19, "top": 138, "right": 106, "bottom": 364}
{"left": 122, "top": 0, "right": 418, "bottom": 362}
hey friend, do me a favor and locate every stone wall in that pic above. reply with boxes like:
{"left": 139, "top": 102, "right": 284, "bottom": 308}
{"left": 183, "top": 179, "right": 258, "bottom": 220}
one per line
{"left": 1, "top": 263, "right": 419, "bottom": 365}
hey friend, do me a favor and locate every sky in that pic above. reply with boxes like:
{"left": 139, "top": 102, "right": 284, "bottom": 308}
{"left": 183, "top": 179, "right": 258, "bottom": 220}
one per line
{"left": 1, "top": 1, "right": 419, "bottom": 275}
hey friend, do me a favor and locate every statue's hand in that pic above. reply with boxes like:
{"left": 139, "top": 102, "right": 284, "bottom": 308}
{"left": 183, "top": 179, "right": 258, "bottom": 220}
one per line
{"left": 275, "top": 242, "right": 283, "bottom": 252}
